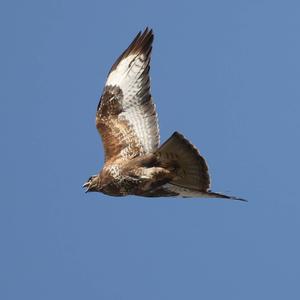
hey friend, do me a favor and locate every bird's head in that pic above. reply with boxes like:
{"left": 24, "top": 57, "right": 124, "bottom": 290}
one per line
{"left": 82, "top": 175, "right": 100, "bottom": 193}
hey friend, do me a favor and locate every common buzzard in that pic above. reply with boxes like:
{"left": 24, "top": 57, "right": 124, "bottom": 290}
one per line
{"left": 83, "top": 28, "right": 244, "bottom": 201}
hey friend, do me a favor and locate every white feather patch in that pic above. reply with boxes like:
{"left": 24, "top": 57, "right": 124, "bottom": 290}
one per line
{"left": 105, "top": 53, "right": 159, "bottom": 153}
{"left": 106, "top": 55, "right": 143, "bottom": 90}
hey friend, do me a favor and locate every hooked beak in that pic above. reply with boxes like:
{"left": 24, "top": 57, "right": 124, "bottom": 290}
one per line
{"left": 82, "top": 182, "right": 90, "bottom": 193}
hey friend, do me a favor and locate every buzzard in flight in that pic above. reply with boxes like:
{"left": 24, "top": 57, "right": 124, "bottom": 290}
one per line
{"left": 83, "top": 28, "right": 244, "bottom": 200}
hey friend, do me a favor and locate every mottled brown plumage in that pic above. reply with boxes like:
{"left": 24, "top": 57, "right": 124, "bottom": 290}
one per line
{"left": 83, "top": 28, "right": 245, "bottom": 201}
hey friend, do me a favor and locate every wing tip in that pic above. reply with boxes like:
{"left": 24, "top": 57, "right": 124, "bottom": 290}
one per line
{"left": 109, "top": 27, "right": 154, "bottom": 73}
{"left": 126, "top": 27, "right": 154, "bottom": 57}
{"left": 206, "top": 191, "right": 247, "bottom": 202}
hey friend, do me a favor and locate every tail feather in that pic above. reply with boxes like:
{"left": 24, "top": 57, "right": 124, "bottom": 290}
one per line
{"left": 157, "top": 132, "right": 210, "bottom": 191}
{"left": 156, "top": 132, "right": 246, "bottom": 201}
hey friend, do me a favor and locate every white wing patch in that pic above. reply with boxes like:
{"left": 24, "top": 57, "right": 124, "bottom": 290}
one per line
{"left": 105, "top": 51, "right": 159, "bottom": 154}
{"left": 119, "top": 102, "right": 158, "bottom": 154}
{"left": 106, "top": 55, "right": 139, "bottom": 88}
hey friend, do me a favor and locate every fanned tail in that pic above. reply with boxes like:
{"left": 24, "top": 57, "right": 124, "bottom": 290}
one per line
{"left": 156, "top": 132, "right": 245, "bottom": 201}
{"left": 157, "top": 132, "right": 210, "bottom": 191}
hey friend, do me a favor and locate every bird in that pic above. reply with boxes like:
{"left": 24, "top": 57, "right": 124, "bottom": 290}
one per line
{"left": 83, "top": 28, "right": 245, "bottom": 201}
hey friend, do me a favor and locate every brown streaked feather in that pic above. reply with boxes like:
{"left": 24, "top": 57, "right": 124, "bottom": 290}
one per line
{"left": 96, "top": 28, "right": 160, "bottom": 162}
{"left": 96, "top": 86, "right": 143, "bottom": 162}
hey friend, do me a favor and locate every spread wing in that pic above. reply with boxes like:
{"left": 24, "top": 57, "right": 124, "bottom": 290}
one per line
{"left": 96, "top": 28, "right": 160, "bottom": 163}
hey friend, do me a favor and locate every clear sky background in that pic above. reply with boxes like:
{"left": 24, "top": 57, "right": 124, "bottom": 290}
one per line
{"left": 1, "top": 0, "right": 300, "bottom": 299}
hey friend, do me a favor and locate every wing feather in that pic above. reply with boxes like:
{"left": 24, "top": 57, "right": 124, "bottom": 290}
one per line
{"left": 96, "top": 28, "right": 160, "bottom": 162}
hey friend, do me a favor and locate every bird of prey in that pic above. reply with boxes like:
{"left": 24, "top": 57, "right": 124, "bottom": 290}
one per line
{"left": 83, "top": 28, "right": 244, "bottom": 201}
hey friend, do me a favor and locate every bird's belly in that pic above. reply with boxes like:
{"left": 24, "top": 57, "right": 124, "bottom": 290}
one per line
{"left": 101, "top": 176, "right": 143, "bottom": 196}
{"left": 101, "top": 164, "right": 174, "bottom": 196}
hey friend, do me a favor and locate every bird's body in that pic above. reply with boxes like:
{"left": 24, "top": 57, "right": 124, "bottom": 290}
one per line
{"left": 96, "top": 154, "right": 174, "bottom": 197}
{"left": 83, "top": 28, "right": 244, "bottom": 201}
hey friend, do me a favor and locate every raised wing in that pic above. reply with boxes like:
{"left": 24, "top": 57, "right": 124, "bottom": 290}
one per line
{"left": 96, "top": 28, "right": 160, "bottom": 163}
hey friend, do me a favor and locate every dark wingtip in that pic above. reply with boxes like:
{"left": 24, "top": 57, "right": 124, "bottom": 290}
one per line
{"left": 134, "top": 27, "right": 154, "bottom": 55}
{"left": 109, "top": 28, "right": 154, "bottom": 73}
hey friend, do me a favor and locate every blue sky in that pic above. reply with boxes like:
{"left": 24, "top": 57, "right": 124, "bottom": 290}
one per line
{"left": 1, "top": 0, "right": 300, "bottom": 299}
